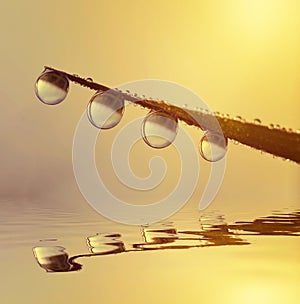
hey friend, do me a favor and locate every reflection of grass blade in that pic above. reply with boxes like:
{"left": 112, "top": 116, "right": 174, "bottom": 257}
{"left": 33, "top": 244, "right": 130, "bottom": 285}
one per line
{"left": 44, "top": 66, "right": 300, "bottom": 164}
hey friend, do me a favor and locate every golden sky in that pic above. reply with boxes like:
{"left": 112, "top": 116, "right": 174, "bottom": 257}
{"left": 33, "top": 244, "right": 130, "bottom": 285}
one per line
{"left": 0, "top": 0, "right": 299, "bottom": 214}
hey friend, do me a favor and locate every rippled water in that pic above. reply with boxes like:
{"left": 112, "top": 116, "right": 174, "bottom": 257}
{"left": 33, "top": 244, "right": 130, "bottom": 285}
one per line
{"left": 0, "top": 199, "right": 299, "bottom": 304}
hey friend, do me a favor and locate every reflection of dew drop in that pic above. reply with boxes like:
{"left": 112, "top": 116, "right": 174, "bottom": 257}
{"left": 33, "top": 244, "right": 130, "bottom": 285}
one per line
{"left": 87, "top": 90, "right": 124, "bottom": 129}
{"left": 141, "top": 111, "right": 178, "bottom": 149}
{"left": 199, "top": 132, "right": 227, "bottom": 162}
{"left": 253, "top": 118, "right": 261, "bottom": 124}
{"left": 33, "top": 246, "right": 71, "bottom": 272}
{"left": 35, "top": 71, "right": 69, "bottom": 105}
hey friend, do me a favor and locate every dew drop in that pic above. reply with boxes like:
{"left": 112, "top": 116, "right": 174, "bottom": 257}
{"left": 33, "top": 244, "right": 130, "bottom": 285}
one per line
{"left": 86, "top": 77, "right": 93, "bottom": 82}
{"left": 35, "top": 71, "right": 69, "bottom": 105}
{"left": 296, "top": 129, "right": 300, "bottom": 134}
{"left": 87, "top": 90, "right": 124, "bottom": 129}
{"left": 234, "top": 115, "right": 245, "bottom": 122}
{"left": 199, "top": 132, "right": 227, "bottom": 162}
{"left": 253, "top": 118, "right": 261, "bottom": 124}
{"left": 268, "top": 123, "right": 275, "bottom": 129}
{"left": 141, "top": 111, "right": 178, "bottom": 149}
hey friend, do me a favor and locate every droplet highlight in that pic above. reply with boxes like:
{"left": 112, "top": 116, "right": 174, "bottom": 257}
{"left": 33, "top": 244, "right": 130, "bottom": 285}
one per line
{"left": 199, "top": 132, "right": 227, "bottom": 162}
{"left": 141, "top": 111, "right": 178, "bottom": 149}
{"left": 35, "top": 71, "right": 69, "bottom": 105}
{"left": 87, "top": 90, "right": 124, "bottom": 129}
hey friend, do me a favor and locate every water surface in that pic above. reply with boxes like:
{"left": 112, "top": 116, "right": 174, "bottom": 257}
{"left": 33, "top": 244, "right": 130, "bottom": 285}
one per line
{"left": 0, "top": 199, "right": 299, "bottom": 304}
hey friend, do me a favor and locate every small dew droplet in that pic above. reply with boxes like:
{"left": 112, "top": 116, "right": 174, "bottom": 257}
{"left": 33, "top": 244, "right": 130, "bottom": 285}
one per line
{"left": 296, "top": 129, "right": 300, "bottom": 134}
{"left": 86, "top": 77, "right": 93, "bottom": 82}
{"left": 253, "top": 118, "right": 261, "bottom": 124}
{"left": 234, "top": 115, "right": 245, "bottom": 122}
{"left": 268, "top": 123, "right": 275, "bottom": 129}
{"left": 87, "top": 90, "right": 124, "bottom": 129}
{"left": 199, "top": 132, "right": 228, "bottom": 162}
{"left": 35, "top": 71, "right": 69, "bottom": 105}
{"left": 141, "top": 111, "right": 178, "bottom": 149}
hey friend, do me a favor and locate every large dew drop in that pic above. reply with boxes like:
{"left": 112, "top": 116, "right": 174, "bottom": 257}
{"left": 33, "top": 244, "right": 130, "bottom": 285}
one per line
{"left": 87, "top": 90, "right": 124, "bottom": 129}
{"left": 35, "top": 71, "right": 69, "bottom": 105}
{"left": 141, "top": 111, "right": 178, "bottom": 149}
{"left": 199, "top": 131, "right": 227, "bottom": 162}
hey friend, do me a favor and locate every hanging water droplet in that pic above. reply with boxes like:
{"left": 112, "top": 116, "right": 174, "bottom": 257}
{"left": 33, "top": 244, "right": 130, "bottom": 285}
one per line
{"left": 275, "top": 124, "right": 281, "bottom": 129}
{"left": 86, "top": 77, "right": 93, "bottom": 82}
{"left": 87, "top": 90, "right": 124, "bottom": 129}
{"left": 141, "top": 111, "right": 178, "bottom": 149}
{"left": 253, "top": 118, "right": 261, "bottom": 124}
{"left": 35, "top": 71, "right": 69, "bottom": 105}
{"left": 199, "top": 132, "right": 227, "bottom": 162}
